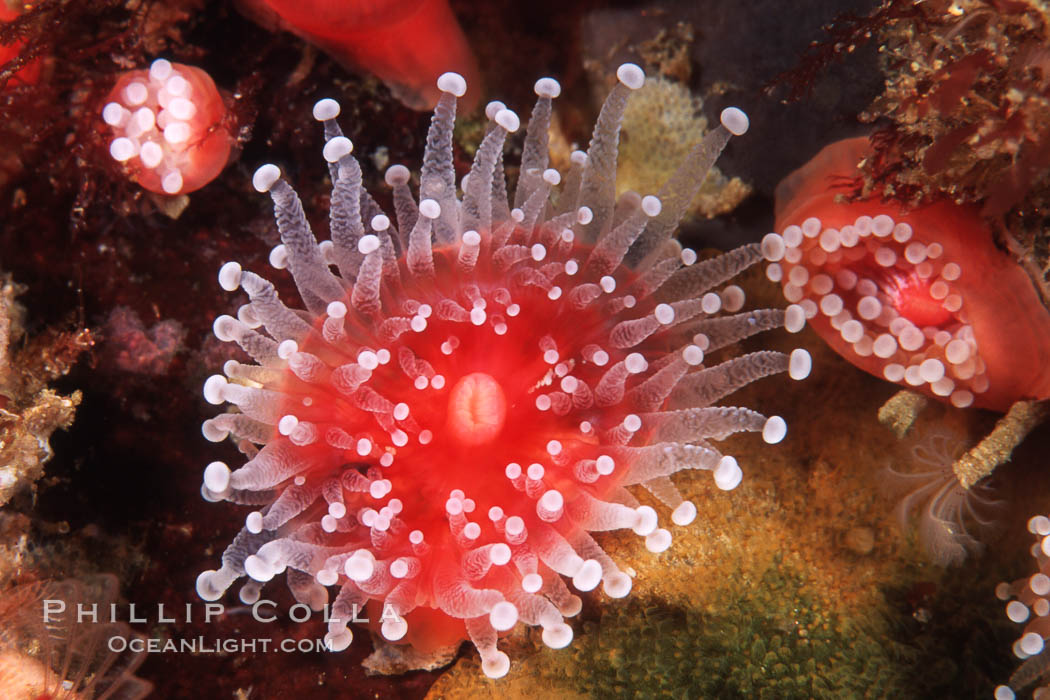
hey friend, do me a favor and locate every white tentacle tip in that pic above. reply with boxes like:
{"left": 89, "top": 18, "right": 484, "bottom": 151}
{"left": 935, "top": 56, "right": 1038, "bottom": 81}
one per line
{"left": 522, "top": 573, "right": 543, "bottom": 593}
{"left": 482, "top": 651, "right": 511, "bottom": 679}
{"left": 489, "top": 601, "right": 518, "bottom": 631}
{"left": 149, "top": 58, "right": 173, "bottom": 80}
{"left": 616, "top": 63, "right": 645, "bottom": 90}
{"left": 323, "top": 136, "right": 353, "bottom": 162}
{"left": 252, "top": 164, "right": 281, "bottom": 192}
{"left": 245, "top": 511, "right": 264, "bottom": 534}
{"left": 202, "top": 375, "right": 228, "bottom": 405}
{"left": 671, "top": 501, "right": 697, "bottom": 526}
{"left": 484, "top": 100, "right": 506, "bottom": 121}
{"left": 109, "top": 137, "right": 136, "bottom": 162}
{"left": 419, "top": 198, "right": 441, "bottom": 219}
{"left": 358, "top": 234, "right": 380, "bottom": 255}
{"left": 714, "top": 456, "right": 743, "bottom": 491}
{"left": 312, "top": 98, "right": 341, "bottom": 121}
{"left": 384, "top": 164, "right": 410, "bottom": 186}
{"left": 217, "top": 261, "right": 242, "bottom": 291}
{"left": 381, "top": 618, "right": 408, "bottom": 641}
{"left": 682, "top": 344, "right": 704, "bottom": 366}
{"left": 572, "top": 559, "right": 602, "bottom": 592}
{"left": 720, "top": 107, "right": 749, "bottom": 136}
{"left": 244, "top": 554, "right": 274, "bottom": 582}
{"left": 789, "top": 348, "right": 812, "bottom": 380}
{"left": 624, "top": 352, "right": 647, "bottom": 374}
{"left": 761, "top": 232, "right": 785, "bottom": 262}
{"left": 269, "top": 244, "right": 289, "bottom": 270}
{"left": 645, "top": 528, "right": 672, "bottom": 553}
{"left": 203, "top": 461, "right": 231, "bottom": 493}
{"left": 324, "top": 629, "right": 353, "bottom": 652}
{"left": 641, "top": 195, "right": 662, "bottom": 217}
{"left": 541, "top": 623, "right": 574, "bottom": 649}
{"left": 494, "top": 108, "right": 520, "bottom": 133}
{"left": 277, "top": 414, "right": 299, "bottom": 436}
{"left": 784, "top": 304, "right": 806, "bottom": 333}
{"left": 632, "top": 505, "right": 658, "bottom": 536}
{"left": 437, "top": 72, "right": 467, "bottom": 97}
{"left": 762, "top": 416, "right": 787, "bottom": 444}
{"left": 195, "top": 570, "right": 224, "bottom": 601}
{"left": 534, "top": 77, "right": 561, "bottom": 98}
{"left": 603, "top": 572, "right": 633, "bottom": 598}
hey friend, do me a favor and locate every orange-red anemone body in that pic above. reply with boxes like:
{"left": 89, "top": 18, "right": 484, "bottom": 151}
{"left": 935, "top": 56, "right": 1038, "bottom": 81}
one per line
{"left": 772, "top": 137, "right": 1050, "bottom": 411}
{"left": 239, "top": 0, "right": 480, "bottom": 111}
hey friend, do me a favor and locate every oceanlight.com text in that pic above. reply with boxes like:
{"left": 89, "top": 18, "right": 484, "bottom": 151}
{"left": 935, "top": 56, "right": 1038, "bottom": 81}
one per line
{"left": 107, "top": 636, "right": 335, "bottom": 654}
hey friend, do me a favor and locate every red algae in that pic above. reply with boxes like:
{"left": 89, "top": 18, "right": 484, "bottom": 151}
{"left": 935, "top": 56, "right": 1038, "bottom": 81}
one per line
{"left": 237, "top": 0, "right": 480, "bottom": 111}
{"left": 100, "top": 306, "right": 186, "bottom": 375}
{"left": 764, "top": 137, "right": 1050, "bottom": 412}
{"left": 0, "top": 2, "right": 41, "bottom": 88}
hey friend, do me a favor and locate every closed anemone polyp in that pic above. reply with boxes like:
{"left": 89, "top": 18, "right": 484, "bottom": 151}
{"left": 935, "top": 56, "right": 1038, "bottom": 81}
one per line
{"left": 197, "top": 65, "right": 811, "bottom": 677}
{"left": 102, "top": 58, "right": 232, "bottom": 195}
{"left": 767, "top": 137, "right": 1050, "bottom": 411}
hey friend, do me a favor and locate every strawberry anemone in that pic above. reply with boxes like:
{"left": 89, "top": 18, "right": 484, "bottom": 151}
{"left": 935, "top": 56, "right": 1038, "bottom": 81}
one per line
{"left": 762, "top": 137, "right": 1050, "bottom": 412}
{"left": 236, "top": 0, "right": 480, "bottom": 111}
{"left": 196, "top": 65, "right": 812, "bottom": 677}
{"left": 101, "top": 58, "right": 233, "bottom": 196}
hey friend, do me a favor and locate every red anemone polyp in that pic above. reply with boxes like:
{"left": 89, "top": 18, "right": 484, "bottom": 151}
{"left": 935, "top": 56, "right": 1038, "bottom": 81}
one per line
{"left": 238, "top": 0, "right": 480, "bottom": 111}
{"left": 196, "top": 65, "right": 811, "bottom": 677}
{"left": 101, "top": 58, "right": 232, "bottom": 196}
{"left": 763, "top": 137, "right": 1050, "bottom": 412}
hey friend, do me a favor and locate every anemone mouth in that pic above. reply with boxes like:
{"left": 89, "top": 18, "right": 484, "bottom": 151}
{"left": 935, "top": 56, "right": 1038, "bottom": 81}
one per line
{"left": 763, "top": 211, "right": 986, "bottom": 409}
{"left": 446, "top": 372, "right": 507, "bottom": 446}
{"left": 876, "top": 267, "right": 955, "bottom": 329}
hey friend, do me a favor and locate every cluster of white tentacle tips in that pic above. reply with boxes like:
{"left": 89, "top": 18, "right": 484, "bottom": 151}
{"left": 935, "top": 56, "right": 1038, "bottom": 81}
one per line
{"left": 196, "top": 63, "right": 812, "bottom": 678}
{"left": 102, "top": 58, "right": 228, "bottom": 195}
{"left": 995, "top": 515, "right": 1050, "bottom": 700}
{"left": 761, "top": 213, "right": 984, "bottom": 408}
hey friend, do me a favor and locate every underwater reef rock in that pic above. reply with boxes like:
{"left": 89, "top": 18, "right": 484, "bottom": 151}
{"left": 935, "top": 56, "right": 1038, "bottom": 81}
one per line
{"left": 0, "top": 274, "right": 86, "bottom": 509}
